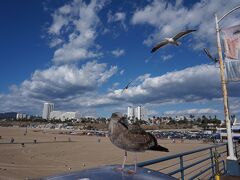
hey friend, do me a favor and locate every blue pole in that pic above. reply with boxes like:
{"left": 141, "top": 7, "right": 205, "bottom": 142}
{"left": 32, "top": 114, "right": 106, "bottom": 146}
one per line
{"left": 180, "top": 156, "right": 184, "bottom": 180}
{"left": 210, "top": 148, "right": 215, "bottom": 177}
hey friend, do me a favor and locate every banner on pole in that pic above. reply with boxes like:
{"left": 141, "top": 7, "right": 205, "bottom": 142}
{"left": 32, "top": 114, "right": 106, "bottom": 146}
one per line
{"left": 224, "top": 58, "right": 240, "bottom": 81}
{"left": 222, "top": 24, "right": 240, "bottom": 60}
{"left": 222, "top": 24, "right": 240, "bottom": 81}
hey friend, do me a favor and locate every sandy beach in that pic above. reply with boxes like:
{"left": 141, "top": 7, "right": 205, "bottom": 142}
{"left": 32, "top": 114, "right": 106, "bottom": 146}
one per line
{"left": 0, "top": 127, "right": 212, "bottom": 180}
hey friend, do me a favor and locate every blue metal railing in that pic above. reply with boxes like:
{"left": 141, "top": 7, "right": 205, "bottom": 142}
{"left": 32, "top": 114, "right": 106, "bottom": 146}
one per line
{"left": 137, "top": 142, "right": 239, "bottom": 179}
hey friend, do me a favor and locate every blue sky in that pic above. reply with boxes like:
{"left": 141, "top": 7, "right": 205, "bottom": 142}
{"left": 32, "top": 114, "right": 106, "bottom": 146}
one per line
{"left": 0, "top": 0, "right": 240, "bottom": 119}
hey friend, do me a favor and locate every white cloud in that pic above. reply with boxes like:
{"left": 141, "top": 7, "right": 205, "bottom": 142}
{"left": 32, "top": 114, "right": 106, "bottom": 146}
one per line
{"left": 131, "top": 0, "right": 240, "bottom": 50}
{"left": 120, "top": 69, "right": 124, "bottom": 75}
{"left": 136, "top": 74, "right": 151, "bottom": 82}
{"left": 48, "top": 0, "right": 106, "bottom": 64}
{"left": 229, "top": 98, "right": 240, "bottom": 114}
{"left": 108, "top": 82, "right": 120, "bottom": 92}
{"left": 164, "top": 108, "right": 219, "bottom": 115}
{"left": 161, "top": 54, "right": 173, "bottom": 61}
{"left": 0, "top": 93, "right": 43, "bottom": 114}
{"left": 2, "top": 62, "right": 240, "bottom": 116}
{"left": 108, "top": 12, "right": 126, "bottom": 22}
{"left": 111, "top": 48, "right": 125, "bottom": 57}
{"left": 108, "top": 64, "right": 240, "bottom": 105}
{"left": 107, "top": 11, "right": 127, "bottom": 30}
{"left": 48, "top": 12, "right": 69, "bottom": 35}
{"left": 146, "top": 109, "right": 159, "bottom": 116}
{"left": 20, "top": 61, "right": 117, "bottom": 99}
{"left": 49, "top": 38, "right": 63, "bottom": 47}
{"left": 0, "top": 61, "right": 117, "bottom": 114}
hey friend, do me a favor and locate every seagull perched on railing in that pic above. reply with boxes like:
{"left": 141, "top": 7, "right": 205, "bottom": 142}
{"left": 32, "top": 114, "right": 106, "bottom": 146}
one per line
{"left": 109, "top": 112, "right": 169, "bottom": 173}
{"left": 151, "top": 29, "right": 196, "bottom": 53}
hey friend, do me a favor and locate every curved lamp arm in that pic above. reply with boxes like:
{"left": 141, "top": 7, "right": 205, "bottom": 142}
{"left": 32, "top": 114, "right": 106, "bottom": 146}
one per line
{"left": 218, "top": 5, "right": 240, "bottom": 23}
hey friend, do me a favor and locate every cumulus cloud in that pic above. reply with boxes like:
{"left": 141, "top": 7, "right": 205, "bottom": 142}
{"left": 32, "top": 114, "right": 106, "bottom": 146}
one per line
{"left": 120, "top": 69, "right": 124, "bottom": 75}
{"left": 229, "top": 98, "right": 240, "bottom": 114}
{"left": 0, "top": 93, "right": 43, "bottom": 114}
{"left": 164, "top": 108, "right": 219, "bottom": 115}
{"left": 0, "top": 61, "right": 117, "bottom": 113}
{"left": 108, "top": 64, "right": 240, "bottom": 104}
{"left": 49, "top": 38, "right": 63, "bottom": 47}
{"left": 131, "top": 0, "right": 240, "bottom": 50}
{"left": 2, "top": 62, "right": 239, "bottom": 116}
{"left": 107, "top": 11, "right": 127, "bottom": 30}
{"left": 21, "top": 61, "right": 117, "bottom": 99}
{"left": 48, "top": 0, "right": 106, "bottom": 64}
{"left": 108, "top": 82, "right": 120, "bottom": 92}
{"left": 161, "top": 54, "right": 173, "bottom": 61}
{"left": 111, "top": 48, "right": 125, "bottom": 57}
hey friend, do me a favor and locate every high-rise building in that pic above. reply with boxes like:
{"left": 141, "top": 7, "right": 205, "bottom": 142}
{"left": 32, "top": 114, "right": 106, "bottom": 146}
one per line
{"left": 135, "top": 106, "right": 141, "bottom": 120}
{"left": 127, "top": 106, "right": 142, "bottom": 120}
{"left": 42, "top": 103, "right": 54, "bottom": 120}
{"left": 127, "top": 106, "right": 134, "bottom": 119}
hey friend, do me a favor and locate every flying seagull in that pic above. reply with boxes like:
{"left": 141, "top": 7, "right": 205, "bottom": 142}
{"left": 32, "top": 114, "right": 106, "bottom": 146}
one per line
{"left": 109, "top": 112, "right": 169, "bottom": 173}
{"left": 151, "top": 29, "right": 197, "bottom": 53}
{"left": 121, "top": 80, "right": 133, "bottom": 93}
{"left": 203, "top": 48, "right": 219, "bottom": 63}
{"left": 233, "top": 30, "right": 240, "bottom": 35}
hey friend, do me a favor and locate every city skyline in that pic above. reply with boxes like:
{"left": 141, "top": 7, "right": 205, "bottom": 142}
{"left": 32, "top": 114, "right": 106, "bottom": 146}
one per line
{"left": 0, "top": 0, "right": 240, "bottom": 118}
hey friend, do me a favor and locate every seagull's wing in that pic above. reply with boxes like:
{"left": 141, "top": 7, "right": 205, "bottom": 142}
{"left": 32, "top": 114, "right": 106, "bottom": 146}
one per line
{"left": 173, "top": 30, "right": 196, "bottom": 41}
{"left": 151, "top": 40, "right": 169, "bottom": 53}
{"left": 118, "top": 118, "right": 129, "bottom": 129}
{"left": 128, "top": 123, "right": 145, "bottom": 134}
{"left": 203, "top": 48, "right": 216, "bottom": 62}
{"left": 147, "top": 132, "right": 169, "bottom": 152}
{"left": 125, "top": 124, "right": 168, "bottom": 151}
{"left": 124, "top": 124, "right": 156, "bottom": 146}
{"left": 234, "top": 30, "right": 240, "bottom": 35}
{"left": 121, "top": 80, "right": 133, "bottom": 93}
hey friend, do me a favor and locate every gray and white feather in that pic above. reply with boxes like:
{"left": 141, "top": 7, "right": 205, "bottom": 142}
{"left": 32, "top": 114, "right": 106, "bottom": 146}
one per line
{"left": 151, "top": 29, "right": 196, "bottom": 53}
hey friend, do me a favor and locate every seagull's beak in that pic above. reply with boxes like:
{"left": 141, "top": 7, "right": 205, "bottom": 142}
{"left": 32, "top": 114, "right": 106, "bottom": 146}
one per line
{"left": 118, "top": 118, "right": 128, "bottom": 127}
{"left": 118, "top": 118, "right": 125, "bottom": 123}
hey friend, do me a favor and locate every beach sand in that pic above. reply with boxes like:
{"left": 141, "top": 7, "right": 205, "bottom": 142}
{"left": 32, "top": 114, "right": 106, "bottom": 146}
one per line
{"left": 0, "top": 127, "right": 211, "bottom": 180}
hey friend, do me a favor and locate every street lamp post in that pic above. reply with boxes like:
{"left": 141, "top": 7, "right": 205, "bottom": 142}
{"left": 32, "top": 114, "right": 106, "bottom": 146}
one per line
{"left": 214, "top": 5, "right": 240, "bottom": 161}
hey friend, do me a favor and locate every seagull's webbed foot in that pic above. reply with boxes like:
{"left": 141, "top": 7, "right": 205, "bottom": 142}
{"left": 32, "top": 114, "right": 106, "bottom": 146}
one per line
{"left": 127, "top": 169, "right": 136, "bottom": 174}
{"left": 114, "top": 167, "right": 124, "bottom": 172}
{"left": 127, "top": 153, "right": 137, "bottom": 174}
{"left": 114, "top": 151, "right": 127, "bottom": 172}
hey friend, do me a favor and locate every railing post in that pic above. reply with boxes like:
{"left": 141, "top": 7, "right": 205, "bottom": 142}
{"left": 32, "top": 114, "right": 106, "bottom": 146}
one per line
{"left": 180, "top": 155, "right": 184, "bottom": 180}
{"left": 222, "top": 161, "right": 226, "bottom": 174}
{"left": 234, "top": 141, "right": 238, "bottom": 158}
{"left": 210, "top": 148, "right": 215, "bottom": 177}
{"left": 214, "top": 150, "right": 220, "bottom": 180}
{"left": 226, "top": 143, "right": 229, "bottom": 156}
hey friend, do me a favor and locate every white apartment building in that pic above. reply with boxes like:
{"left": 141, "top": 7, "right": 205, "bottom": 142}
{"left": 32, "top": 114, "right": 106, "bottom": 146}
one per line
{"left": 127, "top": 106, "right": 134, "bottom": 119}
{"left": 127, "top": 106, "right": 143, "bottom": 120}
{"left": 16, "top": 113, "right": 27, "bottom": 119}
{"left": 42, "top": 103, "right": 54, "bottom": 120}
{"left": 50, "top": 111, "right": 81, "bottom": 121}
